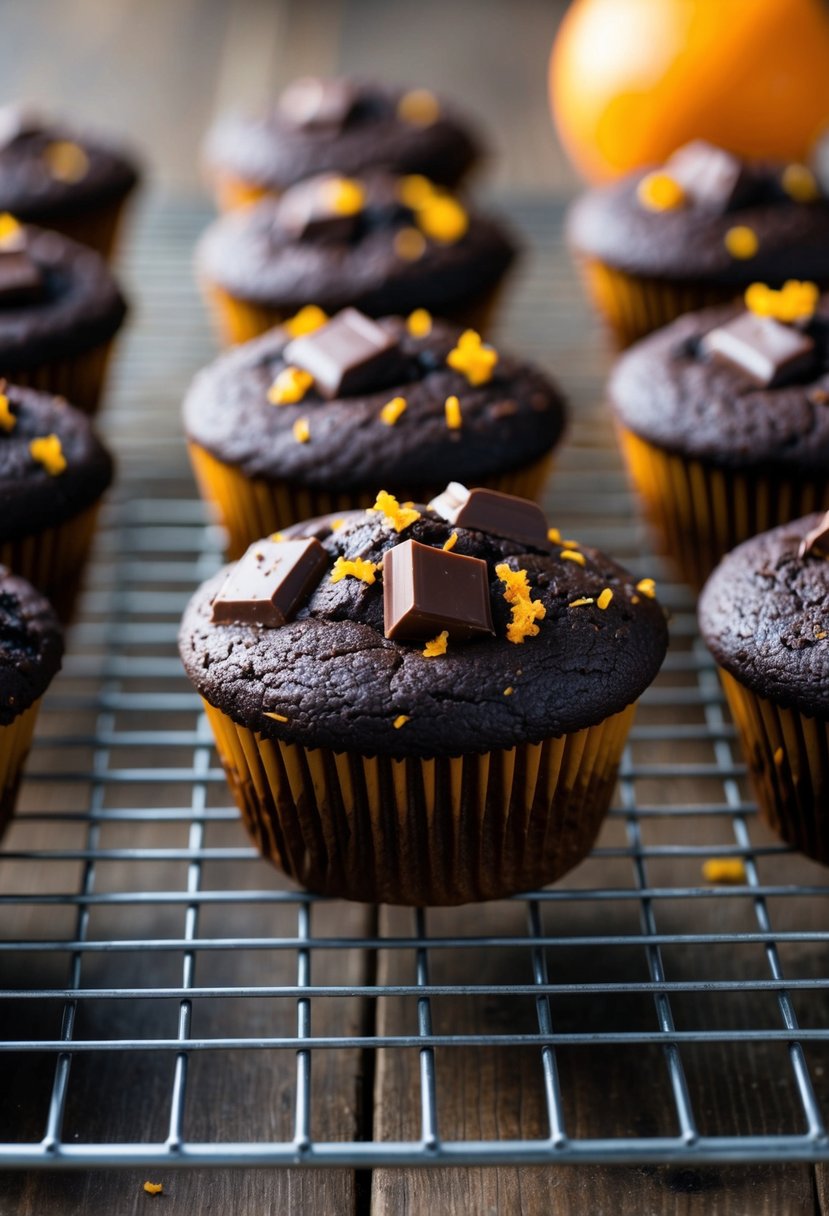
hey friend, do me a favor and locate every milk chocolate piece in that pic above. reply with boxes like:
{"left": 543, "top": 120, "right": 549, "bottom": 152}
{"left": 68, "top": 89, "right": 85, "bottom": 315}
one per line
{"left": 429, "top": 482, "right": 549, "bottom": 547}
{"left": 383, "top": 538, "right": 495, "bottom": 641}
{"left": 701, "top": 312, "right": 817, "bottom": 387}
{"left": 274, "top": 175, "right": 361, "bottom": 243}
{"left": 665, "top": 140, "right": 754, "bottom": 213}
{"left": 0, "top": 249, "right": 44, "bottom": 305}
{"left": 211, "top": 537, "right": 328, "bottom": 627}
{"left": 277, "top": 77, "right": 358, "bottom": 131}
{"left": 799, "top": 511, "right": 829, "bottom": 559}
{"left": 285, "top": 308, "right": 404, "bottom": 398}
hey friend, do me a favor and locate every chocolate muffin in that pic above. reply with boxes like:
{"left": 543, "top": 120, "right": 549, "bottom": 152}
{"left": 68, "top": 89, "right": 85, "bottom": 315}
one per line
{"left": 184, "top": 307, "right": 565, "bottom": 556}
{"left": 699, "top": 512, "right": 829, "bottom": 864}
{"left": 179, "top": 486, "right": 667, "bottom": 904}
{"left": 567, "top": 140, "right": 829, "bottom": 346}
{"left": 0, "top": 103, "right": 140, "bottom": 260}
{"left": 196, "top": 170, "right": 517, "bottom": 345}
{"left": 203, "top": 77, "right": 481, "bottom": 212}
{"left": 609, "top": 282, "right": 829, "bottom": 589}
{"left": 0, "top": 217, "right": 127, "bottom": 413}
{"left": 0, "top": 565, "right": 63, "bottom": 839}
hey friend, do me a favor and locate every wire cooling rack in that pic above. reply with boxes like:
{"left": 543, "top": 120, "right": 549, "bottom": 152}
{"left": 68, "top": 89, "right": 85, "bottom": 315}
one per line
{"left": 0, "top": 199, "right": 828, "bottom": 1170}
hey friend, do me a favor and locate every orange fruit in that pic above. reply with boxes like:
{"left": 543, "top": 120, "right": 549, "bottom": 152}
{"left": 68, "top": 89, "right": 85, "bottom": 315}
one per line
{"left": 550, "top": 0, "right": 829, "bottom": 184}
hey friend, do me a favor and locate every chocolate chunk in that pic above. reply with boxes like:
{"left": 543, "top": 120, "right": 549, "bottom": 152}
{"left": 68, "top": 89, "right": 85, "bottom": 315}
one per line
{"left": 664, "top": 140, "right": 755, "bottom": 213}
{"left": 384, "top": 538, "right": 494, "bottom": 642}
{"left": 429, "top": 482, "right": 549, "bottom": 547}
{"left": 700, "top": 312, "right": 817, "bottom": 387}
{"left": 0, "top": 249, "right": 44, "bottom": 305}
{"left": 0, "top": 103, "right": 42, "bottom": 151}
{"left": 285, "top": 307, "right": 404, "bottom": 398}
{"left": 277, "top": 77, "right": 358, "bottom": 131}
{"left": 799, "top": 511, "right": 829, "bottom": 559}
{"left": 274, "top": 175, "right": 361, "bottom": 243}
{"left": 211, "top": 537, "right": 328, "bottom": 627}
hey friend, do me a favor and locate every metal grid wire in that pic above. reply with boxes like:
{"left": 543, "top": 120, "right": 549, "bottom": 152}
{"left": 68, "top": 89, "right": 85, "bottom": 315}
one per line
{"left": 1, "top": 200, "right": 828, "bottom": 1169}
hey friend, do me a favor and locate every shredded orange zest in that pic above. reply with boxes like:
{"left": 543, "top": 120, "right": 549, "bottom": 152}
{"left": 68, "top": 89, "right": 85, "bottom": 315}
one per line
{"left": 330, "top": 556, "right": 379, "bottom": 585}
{"left": 547, "top": 527, "right": 561, "bottom": 544}
{"left": 268, "top": 366, "right": 314, "bottom": 405}
{"left": 781, "top": 163, "right": 820, "bottom": 203}
{"left": 380, "top": 395, "right": 407, "bottom": 426}
{"left": 816, "top": 630, "right": 827, "bottom": 640}
{"left": 331, "top": 517, "right": 345, "bottom": 531}
{"left": 269, "top": 531, "right": 284, "bottom": 542}
{"left": 264, "top": 711, "right": 288, "bottom": 723}
{"left": 724, "top": 225, "right": 758, "bottom": 259}
{"left": 143, "top": 1182, "right": 163, "bottom": 1196}
{"left": 597, "top": 588, "right": 613, "bottom": 610}
{"left": 563, "top": 538, "right": 580, "bottom": 548}
{"left": 393, "top": 714, "right": 410, "bottom": 729}
{"left": 407, "top": 308, "right": 432, "bottom": 338}
{"left": 397, "top": 174, "right": 436, "bottom": 209}
{"left": 635, "top": 577, "right": 656, "bottom": 598}
{"left": 394, "top": 226, "right": 427, "bottom": 261}
{"left": 569, "top": 597, "right": 594, "bottom": 607}
{"left": 417, "top": 195, "right": 469, "bottom": 243}
{"left": 44, "top": 140, "right": 89, "bottom": 182}
{"left": 774, "top": 746, "right": 785, "bottom": 765}
{"left": 0, "top": 393, "right": 15, "bottom": 432}
{"left": 503, "top": 686, "right": 514, "bottom": 696}
{"left": 397, "top": 88, "right": 441, "bottom": 126}
{"left": 325, "top": 176, "right": 365, "bottom": 215}
{"left": 283, "top": 304, "right": 327, "bottom": 338}
{"left": 744, "top": 279, "right": 818, "bottom": 323}
{"left": 631, "top": 595, "right": 640, "bottom": 604}
{"left": 292, "top": 417, "right": 310, "bottom": 443}
{"left": 496, "top": 563, "right": 546, "bottom": 644}
{"left": 443, "top": 532, "right": 458, "bottom": 552}
{"left": 368, "top": 489, "right": 420, "bottom": 532}
{"left": 637, "top": 171, "right": 685, "bottom": 212}
{"left": 0, "top": 212, "right": 21, "bottom": 247}
{"left": 438, "top": 396, "right": 462, "bottom": 433}
{"left": 446, "top": 330, "right": 498, "bottom": 386}
{"left": 29, "top": 434, "right": 66, "bottom": 475}
{"left": 422, "top": 630, "right": 449, "bottom": 657}
{"left": 702, "top": 858, "right": 747, "bottom": 885}
{"left": 560, "top": 549, "right": 585, "bottom": 566}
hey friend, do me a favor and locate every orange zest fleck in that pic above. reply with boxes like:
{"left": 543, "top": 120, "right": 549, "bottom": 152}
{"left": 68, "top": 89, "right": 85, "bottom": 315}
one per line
{"left": 143, "top": 1181, "right": 163, "bottom": 1196}
{"left": 43, "top": 140, "right": 89, "bottom": 182}
{"left": 397, "top": 88, "right": 441, "bottom": 127}
{"left": 292, "top": 417, "right": 310, "bottom": 443}
{"left": 569, "top": 597, "right": 594, "bottom": 608}
{"left": 394, "top": 226, "right": 427, "bottom": 261}
{"left": 397, "top": 174, "right": 436, "bottom": 209}
{"left": 503, "top": 686, "right": 514, "bottom": 696}
{"left": 781, "top": 163, "right": 819, "bottom": 203}
{"left": 269, "top": 531, "right": 284, "bottom": 542}
{"left": 380, "top": 395, "right": 407, "bottom": 426}
{"left": 774, "top": 746, "right": 785, "bottom": 765}
{"left": 283, "top": 304, "right": 328, "bottom": 338}
{"left": 446, "top": 330, "right": 498, "bottom": 386}
{"left": 443, "top": 532, "right": 458, "bottom": 552}
{"left": 368, "top": 489, "right": 421, "bottom": 532}
{"left": 422, "top": 630, "right": 449, "bottom": 657}
{"left": 268, "top": 366, "right": 314, "bottom": 405}
{"left": 0, "top": 393, "right": 15, "bottom": 432}
{"left": 29, "top": 434, "right": 66, "bottom": 475}
{"left": 496, "top": 563, "right": 546, "bottom": 644}
{"left": 407, "top": 308, "right": 432, "bottom": 338}
{"left": 547, "top": 527, "right": 561, "bottom": 544}
{"left": 636, "top": 171, "right": 685, "bottom": 212}
{"left": 331, "top": 517, "right": 345, "bottom": 531}
{"left": 325, "top": 176, "right": 365, "bottom": 215}
{"left": 744, "top": 279, "right": 818, "bottom": 323}
{"left": 0, "top": 212, "right": 21, "bottom": 248}
{"left": 330, "top": 556, "right": 379, "bottom": 585}
{"left": 702, "top": 858, "right": 747, "bottom": 885}
{"left": 393, "top": 714, "right": 410, "bottom": 729}
{"left": 560, "top": 549, "right": 585, "bottom": 566}
{"left": 264, "top": 711, "right": 288, "bottom": 723}
{"left": 416, "top": 195, "right": 469, "bottom": 244}
{"left": 444, "top": 394, "right": 462, "bottom": 429}
{"left": 597, "top": 588, "right": 614, "bottom": 610}
{"left": 724, "top": 225, "right": 758, "bottom": 259}
{"left": 635, "top": 577, "right": 656, "bottom": 598}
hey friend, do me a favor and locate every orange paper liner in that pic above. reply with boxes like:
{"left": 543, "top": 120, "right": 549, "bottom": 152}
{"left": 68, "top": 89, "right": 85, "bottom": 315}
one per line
{"left": 0, "top": 501, "right": 102, "bottom": 622}
{"left": 188, "top": 440, "right": 553, "bottom": 558}
{"left": 720, "top": 670, "right": 829, "bottom": 865}
{"left": 4, "top": 339, "right": 116, "bottom": 417}
{"left": 37, "top": 196, "right": 132, "bottom": 263}
{"left": 0, "top": 699, "right": 41, "bottom": 841}
{"left": 202, "top": 699, "right": 636, "bottom": 905}
{"left": 617, "top": 426, "right": 829, "bottom": 591}
{"left": 575, "top": 256, "right": 740, "bottom": 349}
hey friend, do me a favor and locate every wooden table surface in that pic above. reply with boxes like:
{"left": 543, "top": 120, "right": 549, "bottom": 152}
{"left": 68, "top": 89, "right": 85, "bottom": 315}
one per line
{"left": 1, "top": 3, "right": 829, "bottom": 1214}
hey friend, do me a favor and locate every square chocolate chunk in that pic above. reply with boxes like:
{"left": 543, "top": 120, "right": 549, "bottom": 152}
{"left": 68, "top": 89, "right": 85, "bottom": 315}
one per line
{"left": 700, "top": 312, "right": 817, "bottom": 388}
{"left": 211, "top": 537, "right": 328, "bottom": 627}
{"left": 285, "top": 308, "right": 404, "bottom": 398}
{"left": 665, "top": 140, "right": 754, "bottom": 212}
{"left": 429, "top": 482, "right": 549, "bottom": 547}
{"left": 274, "top": 175, "right": 361, "bottom": 243}
{"left": 0, "top": 249, "right": 44, "bottom": 306}
{"left": 384, "top": 538, "right": 495, "bottom": 641}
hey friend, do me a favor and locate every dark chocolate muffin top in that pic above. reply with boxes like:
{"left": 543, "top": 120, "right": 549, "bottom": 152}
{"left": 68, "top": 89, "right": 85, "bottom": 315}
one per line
{"left": 567, "top": 141, "right": 829, "bottom": 284}
{"left": 183, "top": 311, "right": 566, "bottom": 488}
{"left": 0, "top": 104, "right": 140, "bottom": 222}
{"left": 203, "top": 77, "right": 481, "bottom": 193}
{"left": 179, "top": 490, "right": 667, "bottom": 758}
{"left": 0, "top": 382, "right": 114, "bottom": 542}
{"left": 0, "top": 221, "right": 127, "bottom": 370}
{"left": 196, "top": 170, "right": 516, "bottom": 315}
{"left": 0, "top": 565, "right": 63, "bottom": 726}
{"left": 699, "top": 513, "right": 829, "bottom": 715}
{"left": 609, "top": 293, "right": 829, "bottom": 471}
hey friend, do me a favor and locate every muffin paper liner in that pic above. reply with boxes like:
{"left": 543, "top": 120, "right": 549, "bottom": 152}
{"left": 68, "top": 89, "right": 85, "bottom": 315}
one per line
{"left": 719, "top": 670, "right": 829, "bottom": 865}
{"left": 0, "top": 502, "right": 102, "bottom": 622}
{"left": 188, "top": 440, "right": 553, "bottom": 558}
{"left": 0, "top": 700, "right": 42, "bottom": 842}
{"left": 201, "top": 699, "right": 636, "bottom": 905}
{"left": 617, "top": 426, "right": 829, "bottom": 591}
{"left": 575, "top": 256, "right": 739, "bottom": 349}
{"left": 3, "top": 339, "right": 116, "bottom": 417}
{"left": 202, "top": 282, "right": 503, "bottom": 348}
{"left": 39, "top": 197, "right": 132, "bottom": 264}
